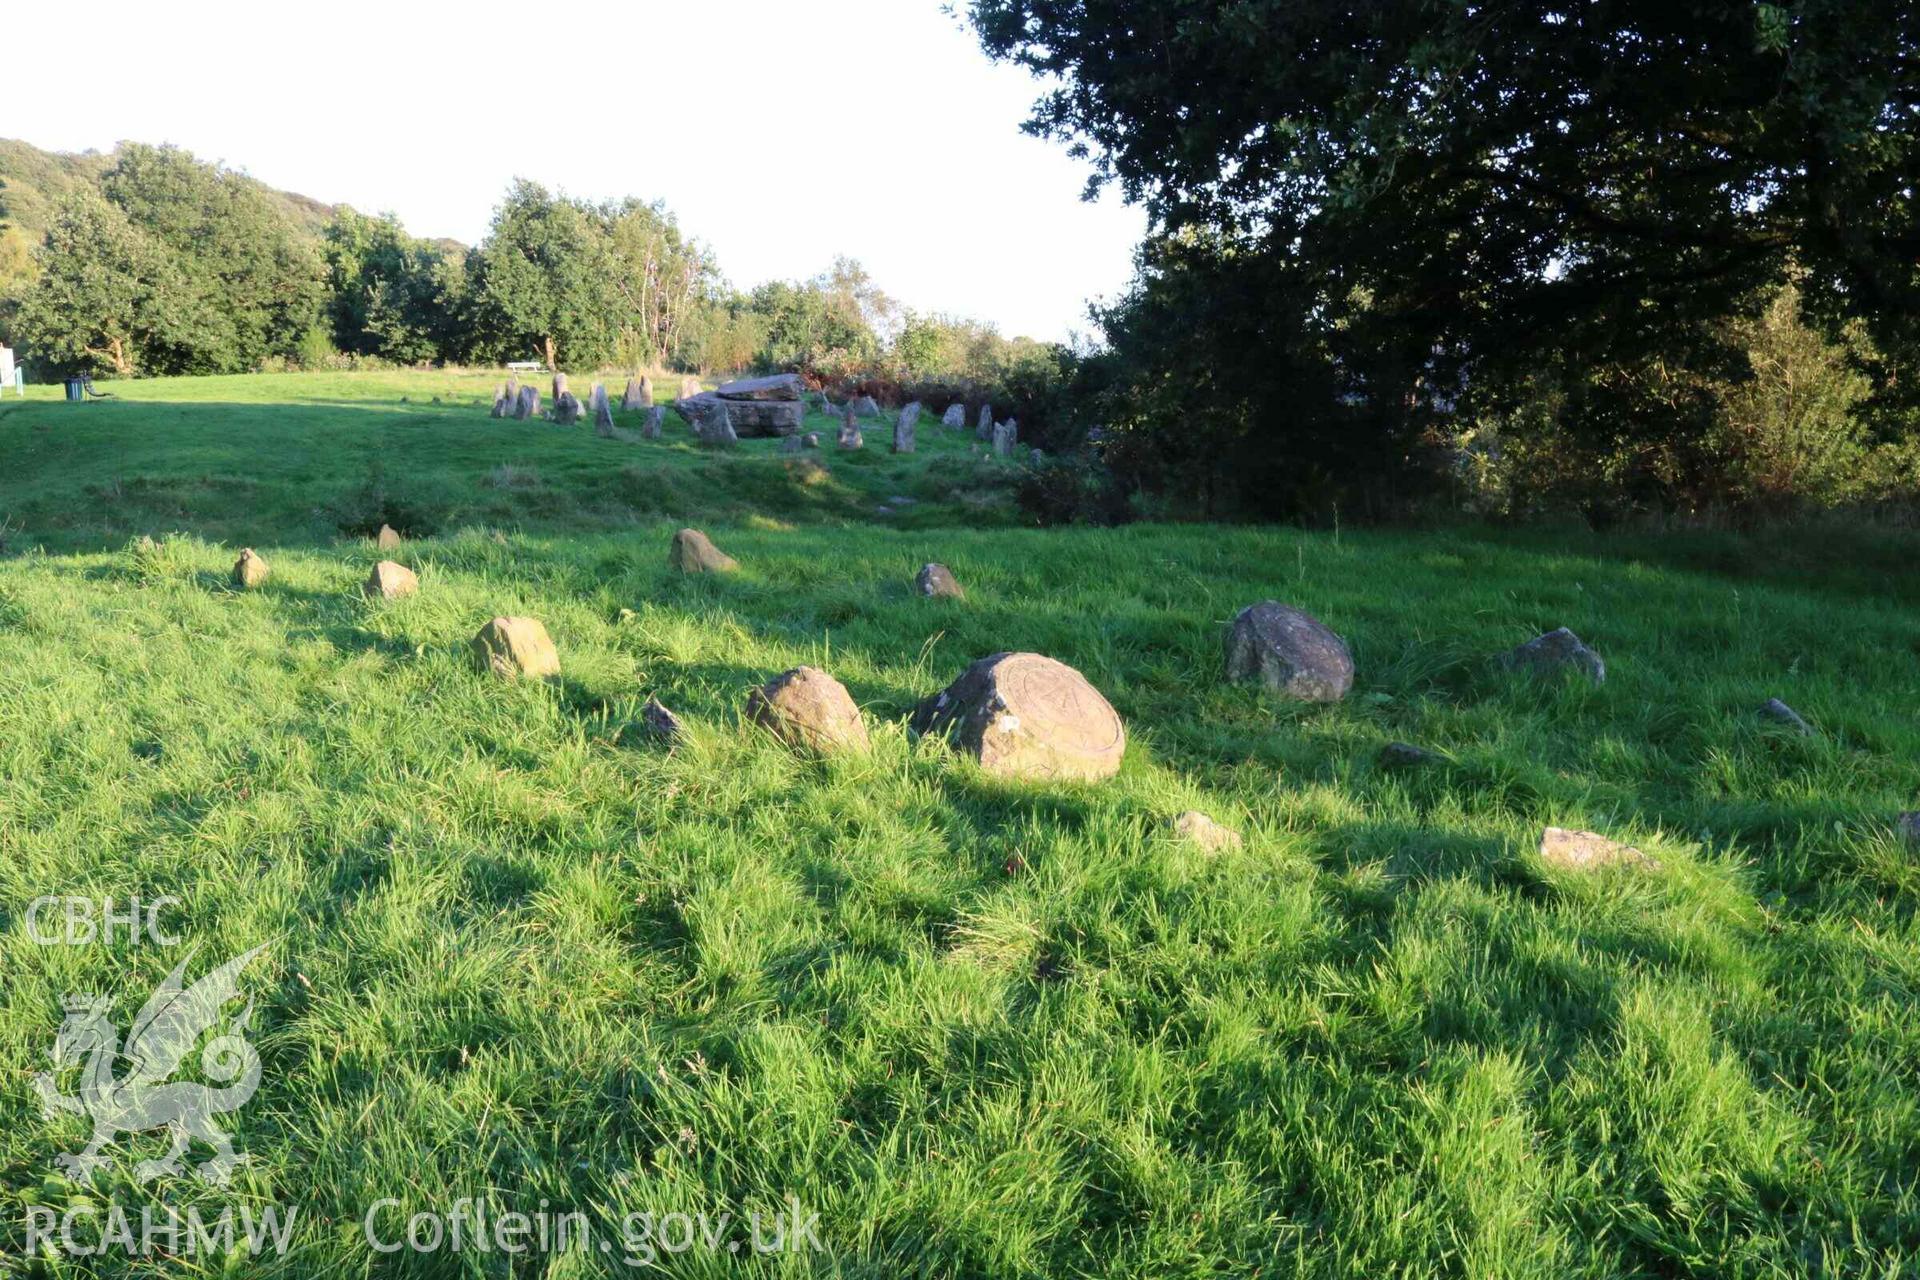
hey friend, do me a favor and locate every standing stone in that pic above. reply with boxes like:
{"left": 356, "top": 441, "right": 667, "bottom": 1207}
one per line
{"left": 1169, "top": 811, "right": 1243, "bottom": 852}
{"left": 515, "top": 386, "right": 541, "bottom": 420}
{"left": 976, "top": 404, "right": 994, "bottom": 438}
{"left": 376, "top": 524, "right": 403, "bottom": 550}
{"left": 552, "top": 372, "right": 569, "bottom": 402}
{"left": 894, "top": 402, "right": 920, "bottom": 453}
{"left": 715, "top": 373, "right": 805, "bottom": 401}
{"left": 491, "top": 385, "right": 508, "bottom": 418}
{"left": 1224, "top": 602, "right": 1354, "bottom": 702}
{"left": 363, "top": 560, "right": 418, "bottom": 600}
{"left": 680, "top": 376, "right": 702, "bottom": 399}
{"left": 942, "top": 403, "right": 966, "bottom": 429}
{"left": 1539, "top": 827, "right": 1658, "bottom": 872}
{"left": 851, "top": 395, "right": 881, "bottom": 418}
{"left": 643, "top": 406, "right": 665, "bottom": 439}
{"left": 554, "top": 392, "right": 584, "bottom": 425}
{"left": 622, "top": 377, "right": 651, "bottom": 410}
{"left": 1502, "top": 627, "right": 1605, "bottom": 684}
{"left": 505, "top": 377, "right": 520, "bottom": 404}
{"left": 838, "top": 403, "right": 863, "bottom": 449}
{"left": 699, "top": 402, "right": 739, "bottom": 447}
{"left": 669, "top": 527, "right": 738, "bottom": 574}
{"left": 1759, "top": 697, "right": 1813, "bottom": 736}
{"left": 471, "top": 616, "right": 560, "bottom": 681}
{"left": 991, "top": 421, "right": 1016, "bottom": 456}
{"left": 592, "top": 384, "right": 616, "bottom": 436}
{"left": 747, "top": 666, "right": 870, "bottom": 755}
{"left": 231, "top": 548, "right": 269, "bottom": 590}
{"left": 910, "top": 652, "right": 1127, "bottom": 781}
{"left": 917, "top": 563, "right": 964, "bottom": 599}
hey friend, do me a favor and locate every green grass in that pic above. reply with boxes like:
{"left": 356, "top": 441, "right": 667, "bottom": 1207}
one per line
{"left": 2, "top": 371, "right": 1919, "bottom": 1277}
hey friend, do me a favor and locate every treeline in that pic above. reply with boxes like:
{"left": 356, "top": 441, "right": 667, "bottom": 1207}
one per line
{"left": 0, "top": 143, "right": 1061, "bottom": 398}
{"left": 970, "top": 0, "right": 1920, "bottom": 522}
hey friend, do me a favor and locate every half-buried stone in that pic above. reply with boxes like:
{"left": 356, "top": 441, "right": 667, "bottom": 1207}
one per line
{"left": 1224, "top": 602, "right": 1353, "bottom": 702}
{"left": 1169, "top": 810, "right": 1243, "bottom": 852}
{"left": 471, "top": 616, "right": 559, "bottom": 681}
{"left": 232, "top": 548, "right": 269, "bottom": 590}
{"left": 669, "top": 528, "right": 737, "bottom": 574}
{"left": 363, "top": 560, "right": 418, "bottom": 600}
{"left": 1538, "top": 826, "right": 1658, "bottom": 872}
{"left": 747, "top": 666, "right": 870, "bottom": 755}
{"left": 1502, "top": 627, "right": 1605, "bottom": 684}
{"left": 911, "top": 652, "right": 1126, "bottom": 781}
{"left": 917, "top": 563, "right": 964, "bottom": 599}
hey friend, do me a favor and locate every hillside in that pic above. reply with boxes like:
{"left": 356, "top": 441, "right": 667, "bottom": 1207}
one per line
{"left": 2, "top": 373, "right": 1919, "bottom": 1274}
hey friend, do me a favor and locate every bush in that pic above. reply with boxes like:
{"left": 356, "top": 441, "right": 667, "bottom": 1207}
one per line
{"left": 1014, "top": 452, "right": 1133, "bottom": 527}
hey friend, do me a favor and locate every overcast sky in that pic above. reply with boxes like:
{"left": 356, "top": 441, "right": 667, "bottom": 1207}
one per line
{"left": 5, "top": 0, "right": 1146, "bottom": 342}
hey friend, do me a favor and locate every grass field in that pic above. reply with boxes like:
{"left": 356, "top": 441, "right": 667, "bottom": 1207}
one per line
{"left": 2, "top": 371, "right": 1919, "bottom": 1277}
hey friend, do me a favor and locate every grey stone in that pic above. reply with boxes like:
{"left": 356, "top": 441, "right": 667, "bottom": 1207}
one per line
{"left": 553, "top": 391, "right": 584, "bottom": 425}
{"left": 622, "top": 376, "right": 653, "bottom": 411}
{"left": 642, "top": 696, "right": 684, "bottom": 743}
{"left": 802, "top": 432, "right": 821, "bottom": 448}
{"left": 680, "top": 376, "right": 702, "bottom": 399}
{"left": 514, "top": 386, "right": 541, "bottom": 420}
{"left": 976, "top": 403, "right": 994, "bottom": 438}
{"left": 552, "top": 372, "right": 569, "bottom": 402}
{"left": 643, "top": 406, "right": 665, "bottom": 439}
{"left": 592, "top": 384, "right": 616, "bottom": 436}
{"left": 894, "top": 402, "right": 920, "bottom": 453}
{"left": 1897, "top": 812, "right": 1920, "bottom": 846}
{"left": 917, "top": 562, "right": 964, "bottom": 599}
{"left": 942, "top": 403, "right": 966, "bottom": 428}
{"left": 1503, "top": 627, "right": 1605, "bottom": 684}
{"left": 1379, "top": 741, "right": 1435, "bottom": 769}
{"left": 1224, "top": 602, "right": 1353, "bottom": 702}
{"left": 850, "top": 395, "right": 881, "bottom": 418}
{"left": 716, "top": 373, "right": 804, "bottom": 402}
{"left": 992, "top": 421, "right": 1016, "bottom": 456}
{"left": 838, "top": 403, "right": 863, "bottom": 449}
{"left": 1759, "top": 697, "right": 1813, "bottom": 736}
{"left": 676, "top": 392, "right": 802, "bottom": 437}
{"left": 910, "top": 652, "right": 1126, "bottom": 781}
{"left": 699, "top": 402, "right": 739, "bottom": 447}
{"left": 490, "top": 385, "right": 508, "bottom": 418}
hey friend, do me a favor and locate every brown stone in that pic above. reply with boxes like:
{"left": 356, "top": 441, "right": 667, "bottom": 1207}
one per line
{"left": 747, "top": 666, "right": 870, "bottom": 754}
{"left": 1224, "top": 602, "right": 1353, "bottom": 702}
{"left": 917, "top": 563, "right": 964, "bottom": 599}
{"left": 231, "top": 548, "right": 269, "bottom": 590}
{"left": 363, "top": 560, "right": 418, "bottom": 600}
{"left": 669, "top": 528, "right": 737, "bottom": 573}
{"left": 471, "top": 616, "right": 560, "bottom": 680}
{"left": 910, "top": 652, "right": 1126, "bottom": 781}
{"left": 643, "top": 696, "right": 684, "bottom": 743}
{"left": 1169, "top": 811, "right": 1242, "bottom": 852}
{"left": 1539, "top": 827, "right": 1658, "bottom": 872}
{"left": 376, "top": 524, "right": 403, "bottom": 550}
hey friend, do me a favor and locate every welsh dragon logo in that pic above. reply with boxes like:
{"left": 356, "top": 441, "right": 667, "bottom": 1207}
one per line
{"left": 34, "top": 945, "right": 268, "bottom": 1185}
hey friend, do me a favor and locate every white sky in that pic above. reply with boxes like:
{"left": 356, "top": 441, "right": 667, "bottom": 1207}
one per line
{"left": 4, "top": 0, "right": 1147, "bottom": 342}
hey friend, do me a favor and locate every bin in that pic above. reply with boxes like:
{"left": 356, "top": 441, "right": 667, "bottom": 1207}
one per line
{"left": 64, "top": 377, "right": 85, "bottom": 402}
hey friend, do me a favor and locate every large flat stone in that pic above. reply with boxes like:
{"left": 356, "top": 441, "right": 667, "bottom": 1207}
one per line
{"left": 716, "top": 373, "right": 804, "bottom": 402}
{"left": 673, "top": 392, "right": 803, "bottom": 437}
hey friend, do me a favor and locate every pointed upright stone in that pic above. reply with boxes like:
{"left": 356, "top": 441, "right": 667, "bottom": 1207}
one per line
{"left": 976, "top": 403, "right": 993, "bottom": 439}
{"left": 552, "top": 372, "right": 569, "bottom": 402}
{"left": 643, "top": 406, "right": 665, "bottom": 439}
{"left": 376, "top": 524, "right": 403, "bottom": 550}
{"left": 1502, "top": 627, "right": 1605, "bottom": 685}
{"left": 363, "top": 560, "right": 418, "bottom": 600}
{"left": 942, "top": 403, "right": 966, "bottom": 428}
{"left": 669, "top": 528, "right": 737, "bottom": 573}
{"left": 894, "top": 402, "right": 920, "bottom": 453}
{"left": 592, "top": 383, "right": 616, "bottom": 436}
{"left": 992, "top": 421, "right": 1016, "bottom": 456}
{"left": 232, "top": 548, "right": 269, "bottom": 590}
{"left": 700, "top": 402, "right": 739, "bottom": 447}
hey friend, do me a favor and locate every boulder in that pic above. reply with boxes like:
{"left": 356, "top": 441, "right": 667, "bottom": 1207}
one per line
{"left": 850, "top": 395, "right": 881, "bottom": 418}
{"left": 894, "top": 402, "right": 920, "bottom": 453}
{"left": 363, "top": 560, "right": 418, "bottom": 600}
{"left": 699, "top": 402, "right": 740, "bottom": 447}
{"left": 1539, "top": 827, "right": 1658, "bottom": 872}
{"left": 376, "top": 524, "right": 403, "bottom": 550}
{"left": 675, "top": 391, "right": 802, "bottom": 437}
{"left": 1224, "top": 602, "right": 1353, "bottom": 702}
{"left": 643, "top": 406, "right": 665, "bottom": 439}
{"left": 991, "top": 421, "right": 1016, "bottom": 456}
{"left": 1502, "top": 627, "right": 1605, "bottom": 684}
{"left": 669, "top": 527, "right": 737, "bottom": 573}
{"left": 1169, "top": 811, "right": 1243, "bottom": 853}
{"left": 910, "top": 652, "right": 1126, "bottom": 781}
{"left": 747, "top": 666, "right": 870, "bottom": 754}
{"left": 942, "top": 403, "right": 966, "bottom": 429}
{"left": 642, "top": 696, "right": 684, "bottom": 743}
{"left": 471, "top": 616, "right": 559, "bottom": 681}
{"left": 231, "top": 548, "right": 269, "bottom": 590}
{"left": 716, "top": 373, "right": 804, "bottom": 402}
{"left": 1759, "top": 697, "right": 1813, "bottom": 736}
{"left": 1379, "top": 741, "right": 1436, "bottom": 769}
{"left": 917, "top": 562, "right": 964, "bottom": 599}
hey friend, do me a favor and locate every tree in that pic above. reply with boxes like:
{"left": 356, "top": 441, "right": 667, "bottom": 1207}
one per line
{"left": 324, "top": 208, "right": 454, "bottom": 364}
{"left": 471, "top": 180, "right": 622, "bottom": 371}
{"left": 967, "top": 0, "right": 1920, "bottom": 510}
{"left": 13, "top": 191, "right": 206, "bottom": 375}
